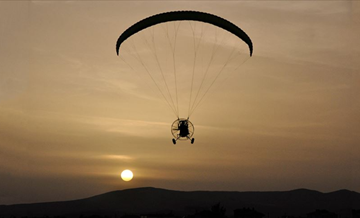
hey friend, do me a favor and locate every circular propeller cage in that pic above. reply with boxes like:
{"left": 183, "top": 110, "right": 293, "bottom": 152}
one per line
{"left": 171, "top": 118, "right": 194, "bottom": 140}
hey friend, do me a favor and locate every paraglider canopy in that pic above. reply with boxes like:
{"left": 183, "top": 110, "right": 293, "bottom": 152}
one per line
{"left": 116, "top": 11, "right": 253, "bottom": 56}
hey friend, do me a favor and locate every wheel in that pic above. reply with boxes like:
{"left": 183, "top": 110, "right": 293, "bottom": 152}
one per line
{"left": 191, "top": 138, "right": 195, "bottom": 144}
{"left": 172, "top": 139, "right": 176, "bottom": 145}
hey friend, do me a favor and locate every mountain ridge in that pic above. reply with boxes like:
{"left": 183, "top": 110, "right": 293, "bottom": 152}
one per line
{"left": 1, "top": 187, "right": 359, "bottom": 217}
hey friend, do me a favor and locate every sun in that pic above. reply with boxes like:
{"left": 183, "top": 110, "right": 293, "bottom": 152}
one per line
{"left": 121, "top": 169, "right": 133, "bottom": 182}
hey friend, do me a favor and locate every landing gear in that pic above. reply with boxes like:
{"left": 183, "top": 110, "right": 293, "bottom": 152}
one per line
{"left": 172, "top": 137, "right": 194, "bottom": 145}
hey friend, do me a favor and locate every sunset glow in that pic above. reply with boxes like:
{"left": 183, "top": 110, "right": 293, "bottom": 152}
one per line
{"left": 0, "top": 1, "right": 359, "bottom": 205}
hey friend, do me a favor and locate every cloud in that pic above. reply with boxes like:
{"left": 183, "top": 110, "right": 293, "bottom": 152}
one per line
{"left": 100, "top": 154, "right": 133, "bottom": 161}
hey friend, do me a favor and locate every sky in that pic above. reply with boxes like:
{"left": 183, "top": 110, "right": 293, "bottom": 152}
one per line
{"left": 0, "top": 1, "right": 360, "bottom": 205}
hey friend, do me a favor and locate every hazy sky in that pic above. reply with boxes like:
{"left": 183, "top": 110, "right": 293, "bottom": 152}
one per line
{"left": 1, "top": 1, "right": 359, "bottom": 205}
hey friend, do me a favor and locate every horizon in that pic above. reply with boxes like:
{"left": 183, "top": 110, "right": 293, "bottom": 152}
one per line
{"left": 1, "top": 186, "right": 359, "bottom": 206}
{"left": 1, "top": 1, "right": 359, "bottom": 205}
{"left": 1, "top": 186, "right": 360, "bottom": 218}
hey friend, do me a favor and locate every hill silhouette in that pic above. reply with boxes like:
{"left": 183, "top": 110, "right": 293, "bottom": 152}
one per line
{"left": 0, "top": 187, "right": 359, "bottom": 217}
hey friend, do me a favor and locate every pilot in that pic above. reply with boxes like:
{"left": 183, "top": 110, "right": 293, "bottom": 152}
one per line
{"left": 178, "top": 120, "right": 189, "bottom": 137}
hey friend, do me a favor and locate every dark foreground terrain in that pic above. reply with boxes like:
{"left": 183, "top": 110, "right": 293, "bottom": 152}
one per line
{"left": 0, "top": 187, "right": 360, "bottom": 218}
